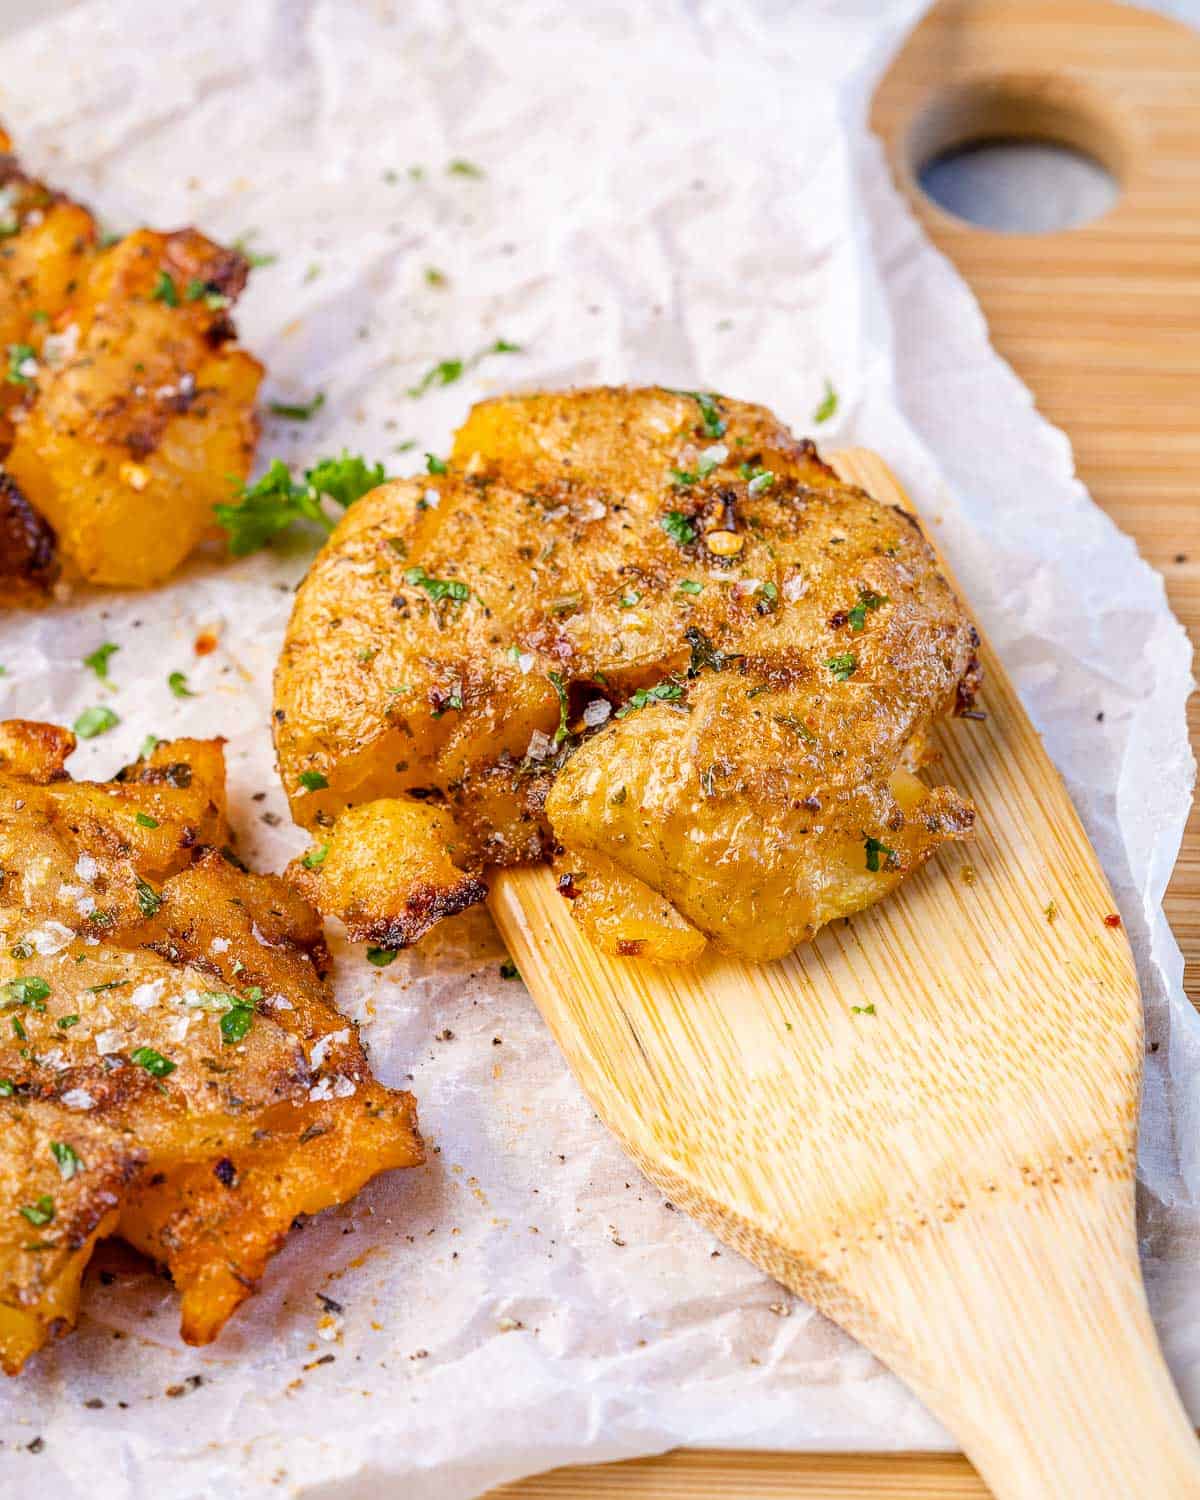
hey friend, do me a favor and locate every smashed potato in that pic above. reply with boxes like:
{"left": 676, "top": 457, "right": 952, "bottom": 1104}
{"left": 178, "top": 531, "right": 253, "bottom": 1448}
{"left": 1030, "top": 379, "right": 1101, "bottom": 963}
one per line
{"left": 276, "top": 387, "right": 979, "bottom": 963}
{"left": 0, "top": 125, "right": 263, "bottom": 591}
{"left": 6, "top": 227, "right": 263, "bottom": 587}
{"left": 0, "top": 720, "right": 421, "bottom": 1374}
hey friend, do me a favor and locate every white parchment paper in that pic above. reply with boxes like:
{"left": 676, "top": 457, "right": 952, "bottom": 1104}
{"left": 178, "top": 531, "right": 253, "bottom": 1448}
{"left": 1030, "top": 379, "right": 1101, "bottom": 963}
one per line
{"left": 0, "top": 2, "right": 1195, "bottom": 1496}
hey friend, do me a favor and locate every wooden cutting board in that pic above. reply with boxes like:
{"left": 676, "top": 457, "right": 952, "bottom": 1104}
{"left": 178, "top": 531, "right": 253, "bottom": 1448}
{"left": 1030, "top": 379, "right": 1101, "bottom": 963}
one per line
{"left": 494, "top": 0, "right": 1200, "bottom": 1494}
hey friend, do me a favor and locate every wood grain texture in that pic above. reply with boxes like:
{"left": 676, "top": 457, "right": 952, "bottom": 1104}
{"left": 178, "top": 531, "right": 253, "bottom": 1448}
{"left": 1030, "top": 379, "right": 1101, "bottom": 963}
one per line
{"left": 496, "top": 0, "right": 1200, "bottom": 1493}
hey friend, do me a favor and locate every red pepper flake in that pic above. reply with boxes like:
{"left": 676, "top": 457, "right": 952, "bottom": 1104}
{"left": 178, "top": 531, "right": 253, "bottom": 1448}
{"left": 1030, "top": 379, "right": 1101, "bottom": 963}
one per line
{"left": 194, "top": 629, "right": 219, "bottom": 656}
{"left": 1104, "top": 913, "right": 1122, "bottom": 928}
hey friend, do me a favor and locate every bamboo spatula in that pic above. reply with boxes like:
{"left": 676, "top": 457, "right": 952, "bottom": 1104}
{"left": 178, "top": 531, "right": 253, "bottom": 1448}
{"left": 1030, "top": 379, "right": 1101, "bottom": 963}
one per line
{"left": 488, "top": 447, "right": 1200, "bottom": 1500}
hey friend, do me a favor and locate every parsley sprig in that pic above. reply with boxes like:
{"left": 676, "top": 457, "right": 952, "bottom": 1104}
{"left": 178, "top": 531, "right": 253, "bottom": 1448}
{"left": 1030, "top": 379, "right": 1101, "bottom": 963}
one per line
{"left": 407, "top": 339, "right": 521, "bottom": 399}
{"left": 215, "top": 452, "right": 387, "bottom": 556}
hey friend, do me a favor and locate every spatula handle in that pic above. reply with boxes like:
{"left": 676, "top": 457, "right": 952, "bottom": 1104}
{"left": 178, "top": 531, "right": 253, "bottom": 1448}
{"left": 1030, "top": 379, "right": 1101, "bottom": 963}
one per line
{"left": 838, "top": 1174, "right": 1200, "bottom": 1499}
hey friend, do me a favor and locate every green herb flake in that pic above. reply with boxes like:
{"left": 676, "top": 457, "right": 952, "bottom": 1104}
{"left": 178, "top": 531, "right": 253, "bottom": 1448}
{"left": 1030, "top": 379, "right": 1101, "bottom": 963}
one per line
{"left": 268, "top": 391, "right": 325, "bottom": 421}
{"left": 499, "top": 959, "right": 520, "bottom": 981}
{"left": 825, "top": 653, "right": 858, "bottom": 682}
{"left": 674, "top": 390, "right": 726, "bottom": 439}
{"left": 135, "top": 877, "right": 162, "bottom": 918}
{"left": 670, "top": 469, "right": 697, "bottom": 488}
{"left": 56, "top": 1014, "right": 79, "bottom": 1030}
{"left": 851, "top": 1003, "right": 876, "bottom": 1016}
{"left": 135, "top": 812, "right": 159, "bottom": 829}
{"left": 18, "top": 1194, "right": 54, "bottom": 1227}
{"left": 406, "top": 339, "right": 521, "bottom": 399}
{"left": 150, "top": 270, "right": 179, "bottom": 306}
{"left": 3, "top": 976, "right": 50, "bottom": 1008}
{"left": 424, "top": 266, "right": 448, "bottom": 287}
{"left": 847, "top": 589, "right": 889, "bottom": 633}
{"left": 5, "top": 342, "right": 36, "bottom": 385}
{"left": 84, "top": 641, "right": 119, "bottom": 685}
{"left": 73, "top": 705, "right": 119, "bottom": 740}
{"left": 424, "top": 452, "right": 448, "bottom": 475}
{"left": 447, "top": 159, "right": 485, "bottom": 178}
{"left": 747, "top": 469, "right": 775, "bottom": 496}
{"left": 11, "top": 1016, "right": 25, "bottom": 1041}
{"left": 167, "top": 670, "right": 194, "bottom": 699}
{"left": 660, "top": 511, "right": 696, "bottom": 547}
{"left": 615, "top": 680, "right": 685, "bottom": 719}
{"left": 0, "top": 1080, "right": 14, "bottom": 1096}
{"left": 302, "top": 844, "right": 329, "bottom": 871}
{"left": 50, "top": 1141, "right": 84, "bottom": 1180}
{"left": 864, "top": 835, "right": 896, "bottom": 874}
{"left": 404, "top": 565, "right": 469, "bottom": 604}
{"left": 813, "top": 379, "right": 838, "bottom": 424}
{"left": 619, "top": 591, "right": 641, "bottom": 608}
{"left": 219, "top": 1004, "right": 254, "bottom": 1045}
{"left": 139, "top": 734, "right": 160, "bottom": 759}
{"left": 215, "top": 460, "right": 326, "bottom": 556}
{"left": 548, "top": 670, "right": 571, "bottom": 746}
{"left": 298, "top": 770, "right": 329, "bottom": 792}
{"left": 677, "top": 579, "right": 703, "bottom": 596}
{"left": 131, "top": 1046, "right": 176, "bottom": 1079}
{"left": 367, "top": 947, "right": 397, "bottom": 968}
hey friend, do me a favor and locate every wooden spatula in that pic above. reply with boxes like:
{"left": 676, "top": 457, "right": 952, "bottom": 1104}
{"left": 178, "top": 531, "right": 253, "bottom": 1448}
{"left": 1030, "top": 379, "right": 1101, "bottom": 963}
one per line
{"left": 488, "top": 447, "right": 1200, "bottom": 1500}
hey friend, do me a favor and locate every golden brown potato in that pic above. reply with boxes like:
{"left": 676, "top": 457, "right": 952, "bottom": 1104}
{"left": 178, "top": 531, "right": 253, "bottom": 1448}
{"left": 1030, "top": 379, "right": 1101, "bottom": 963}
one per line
{"left": 275, "top": 387, "right": 979, "bottom": 963}
{"left": 0, "top": 130, "right": 97, "bottom": 451}
{"left": 0, "top": 720, "right": 421, "bottom": 1374}
{"left": 6, "top": 227, "right": 263, "bottom": 586}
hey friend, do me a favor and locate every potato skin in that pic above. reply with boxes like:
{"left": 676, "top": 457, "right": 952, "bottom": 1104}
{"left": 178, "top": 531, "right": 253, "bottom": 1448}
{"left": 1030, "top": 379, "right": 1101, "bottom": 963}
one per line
{"left": 276, "top": 387, "right": 979, "bottom": 962}
{"left": 5, "top": 227, "right": 262, "bottom": 587}
{"left": 0, "top": 721, "right": 421, "bottom": 1374}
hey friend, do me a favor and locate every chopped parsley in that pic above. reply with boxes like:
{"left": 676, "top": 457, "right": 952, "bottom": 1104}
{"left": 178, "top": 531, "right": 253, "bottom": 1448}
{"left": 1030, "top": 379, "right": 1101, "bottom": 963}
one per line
{"left": 424, "top": 452, "right": 448, "bottom": 475}
{"left": 83, "top": 642, "right": 119, "bottom": 685}
{"left": 135, "top": 812, "right": 159, "bottom": 829}
{"left": 301, "top": 844, "right": 329, "bottom": 870}
{"left": 18, "top": 1195, "right": 54, "bottom": 1227}
{"left": 615, "top": 680, "right": 684, "bottom": 719}
{"left": 673, "top": 390, "right": 726, "bottom": 439}
{"left": 150, "top": 271, "right": 179, "bottom": 306}
{"left": 135, "top": 877, "right": 162, "bottom": 918}
{"left": 677, "top": 579, "right": 703, "bottom": 596}
{"left": 864, "top": 835, "right": 896, "bottom": 873}
{"left": 447, "top": 159, "right": 485, "bottom": 177}
{"left": 167, "top": 670, "right": 194, "bottom": 698}
{"left": 3, "top": 976, "right": 50, "bottom": 1008}
{"left": 747, "top": 469, "right": 775, "bottom": 496}
{"left": 851, "top": 1003, "right": 876, "bottom": 1016}
{"left": 548, "top": 670, "right": 571, "bottom": 746}
{"left": 268, "top": 392, "right": 325, "bottom": 421}
{"left": 499, "top": 959, "right": 520, "bottom": 980}
{"left": 619, "top": 591, "right": 641, "bottom": 608}
{"left": 0, "top": 1080, "right": 13, "bottom": 1096}
{"left": 685, "top": 627, "right": 729, "bottom": 677}
{"left": 232, "top": 234, "right": 278, "bottom": 268}
{"left": 215, "top": 452, "right": 387, "bottom": 555}
{"left": 670, "top": 469, "right": 697, "bottom": 487}
{"left": 825, "top": 653, "right": 857, "bottom": 681}
{"left": 184, "top": 277, "right": 230, "bottom": 309}
{"left": 660, "top": 511, "right": 696, "bottom": 547}
{"left": 5, "top": 342, "right": 35, "bottom": 385}
{"left": 50, "top": 1142, "right": 84, "bottom": 1180}
{"left": 404, "top": 565, "right": 469, "bottom": 604}
{"left": 367, "top": 947, "right": 397, "bottom": 967}
{"left": 56, "top": 1014, "right": 79, "bottom": 1030}
{"left": 847, "top": 589, "right": 888, "bottom": 632}
{"left": 813, "top": 379, "right": 838, "bottom": 424}
{"left": 424, "top": 266, "right": 448, "bottom": 287}
{"left": 406, "top": 338, "right": 521, "bottom": 399}
{"left": 298, "top": 770, "right": 329, "bottom": 792}
{"left": 131, "top": 1046, "right": 176, "bottom": 1078}
{"left": 219, "top": 1003, "right": 254, "bottom": 1045}
{"left": 74, "top": 704, "right": 119, "bottom": 739}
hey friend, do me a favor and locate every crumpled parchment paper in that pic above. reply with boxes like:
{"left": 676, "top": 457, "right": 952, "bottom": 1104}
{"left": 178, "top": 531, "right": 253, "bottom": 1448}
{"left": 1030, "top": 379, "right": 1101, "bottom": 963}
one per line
{"left": 0, "top": 2, "right": 1194, "bottom": 1497}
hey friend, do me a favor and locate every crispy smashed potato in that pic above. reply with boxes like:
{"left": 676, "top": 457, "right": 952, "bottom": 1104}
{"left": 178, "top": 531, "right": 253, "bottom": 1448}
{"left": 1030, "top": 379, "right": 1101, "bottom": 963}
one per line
{"left": 276, "top": 387, "right": 979, "bottom": 963}
{"left": 0, "top": 125, "right": 262, "bottom": 591}
{"left": 0, "top": 720, "right": 421, "bottom": 1374}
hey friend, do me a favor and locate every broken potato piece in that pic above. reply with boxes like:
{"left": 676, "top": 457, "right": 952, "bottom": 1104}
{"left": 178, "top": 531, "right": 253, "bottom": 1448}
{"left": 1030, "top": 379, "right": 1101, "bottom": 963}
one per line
{"left": 275, "top": 386, "right": 979, "bottom": 964}
{"left": 0, "top": 719, "right": 421, "bottom": 1374}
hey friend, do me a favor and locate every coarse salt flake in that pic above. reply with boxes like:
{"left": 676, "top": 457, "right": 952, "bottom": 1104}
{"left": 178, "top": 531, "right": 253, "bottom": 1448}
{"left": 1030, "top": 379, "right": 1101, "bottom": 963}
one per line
{"left": 310, "top": 1028, "right": 350, "bottom": 1070}
{"left": 26, "top": 921, "right": 74, "bottom": 956}
{"left": 61, "top": 1089, "right": 95, "bottom": 1111}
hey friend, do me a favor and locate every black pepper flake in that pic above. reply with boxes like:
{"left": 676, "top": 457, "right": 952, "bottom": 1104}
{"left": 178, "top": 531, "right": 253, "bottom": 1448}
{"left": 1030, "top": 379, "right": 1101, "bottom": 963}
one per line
{"left": 303, "top": 1353, "right": 336, "bottom": 1370}
{"left": 83, "top": 1397, "right": 104, "bottom": 1409}
{"left": 316, "top": 1291, "right": 344, "bottom": 1315}
{"left": 214, "top": 1157, "right": 237, "bottom": 1188}
{"left": 27, "top": 1436, "right": 45, "bottom": 1454}
{"left": 435, "top": 1028, "right": 454, "bottom": 1042}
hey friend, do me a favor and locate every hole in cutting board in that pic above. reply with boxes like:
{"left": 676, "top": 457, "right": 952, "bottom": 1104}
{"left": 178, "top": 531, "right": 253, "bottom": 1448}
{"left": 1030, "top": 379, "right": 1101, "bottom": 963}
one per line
{"left": 919, "top": 138, "right": 1117, "bottom": 232}
{"left": 907, "top": 74, "right": 1126, "bottom": 234}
